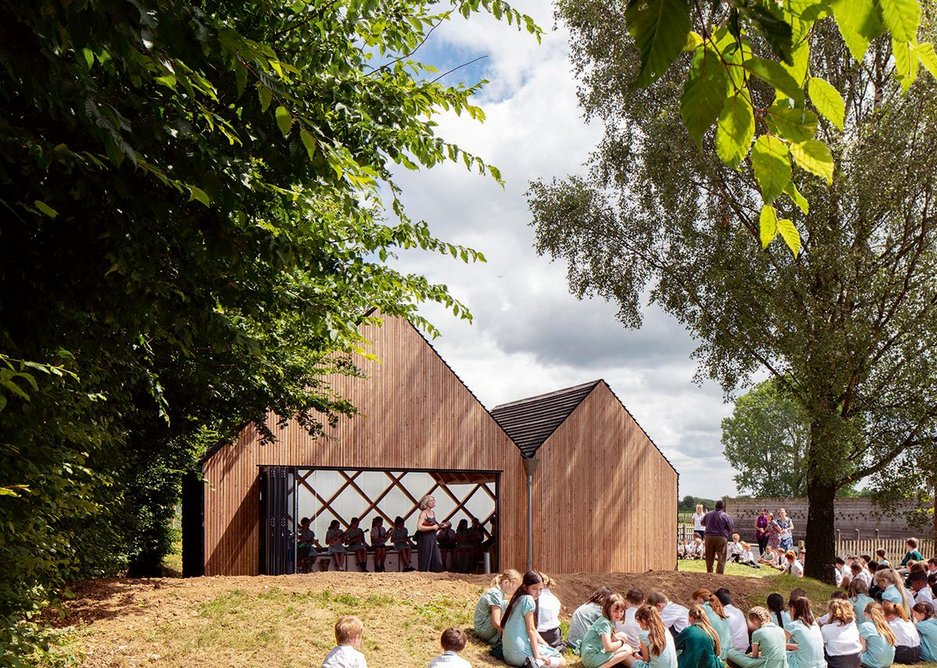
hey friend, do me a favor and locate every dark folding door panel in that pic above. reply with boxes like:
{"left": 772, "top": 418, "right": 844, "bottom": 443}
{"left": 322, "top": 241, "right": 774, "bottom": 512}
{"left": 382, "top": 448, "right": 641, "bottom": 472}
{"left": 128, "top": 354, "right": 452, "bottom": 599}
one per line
{"left": 181, "top": 471, "right": 205, "bottom": 577}
{"left": 260, "top": 466, "right": 294, "bottom": 575}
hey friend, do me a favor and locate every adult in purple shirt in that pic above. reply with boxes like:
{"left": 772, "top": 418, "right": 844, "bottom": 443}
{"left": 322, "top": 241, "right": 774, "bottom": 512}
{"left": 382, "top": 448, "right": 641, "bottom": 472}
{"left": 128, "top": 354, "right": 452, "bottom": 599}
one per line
{"left": 701, "top": 499, "right": 735, "bottom": 574}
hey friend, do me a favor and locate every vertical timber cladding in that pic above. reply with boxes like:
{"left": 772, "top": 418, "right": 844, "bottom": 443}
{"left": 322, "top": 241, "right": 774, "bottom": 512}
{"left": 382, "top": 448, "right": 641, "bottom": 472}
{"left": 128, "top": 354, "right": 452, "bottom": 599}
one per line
{"left": 535, "top": 382, "right": 678, "bottom": 573}
{"left": 201, "top": 315, "right": 523, "bottom": 576}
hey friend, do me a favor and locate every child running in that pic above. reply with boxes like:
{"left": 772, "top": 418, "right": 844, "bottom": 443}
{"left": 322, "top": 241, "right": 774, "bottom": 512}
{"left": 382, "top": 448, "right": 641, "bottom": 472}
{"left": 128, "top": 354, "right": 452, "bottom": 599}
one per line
{"left": 579, "top": 593, "right": 633, "bottom": 668}
{"left": 473, "top": 569, "right": 521, "bottom": 644}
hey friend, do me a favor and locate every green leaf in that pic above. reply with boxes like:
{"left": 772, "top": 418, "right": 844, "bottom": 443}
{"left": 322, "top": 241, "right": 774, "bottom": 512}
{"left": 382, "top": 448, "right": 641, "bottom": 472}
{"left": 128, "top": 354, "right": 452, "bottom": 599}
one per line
{"left": 917, "top": 42, "right": 937, "bottom": 79}
{"left": 831, "top": 0, "right": 882, "bottom": 62}
{"left": 751, "top": 135, "right": 792, "bottom": 203}
{"left": 257, "top": 86, "right": 272, "bottom": 112}
{"left": 684, "top": 31, "right": 703, "bottom": 51}
{"left": 154, "top": 75, "right": 177, "bottom": 89}
{"left": 743, "top": 57, "right": 805, "bottom": 104}
{"left": 188, "top": 186, "right": 211, "bottom": 207}
{"left": 879, "top": 0, "right": 921, "bottom": 42}
{"left": 81, "top": 47, "right": 95, "bottom": 70}
{"left": 748, "top": 5, "right": 794, "bottom": 64}
{"left": 766, "top": 102, "right": 818, "bottom": 143}
{"left": 234, "top": 61, "right": 248, "bottom": 98}
{"left": 781, "top": 40, "right": 810, "bottom": 86}
{"left": 784, "top": 180, "right": 809, "bottom": 215}
{"left": 625, "top": 0, "right": 692, "bottom": 87}
{"left": 681, "top": 47, "right": 728, "bottom": 143}
{"left": 0, "top": 393, "right": 6, "bottom": 413}
{"left": 760, "top": 205, "right": 779, "bottom": 248}
{"left": 791, "top": 139, "right": 834, "bottom": 184}
{"left": 807, "top": 77, "right": 845, "bottom": 130}
{"left": 34, "top": 200, "right": 58, "bottom": 219}
{"left": 1, "top": 379, "right": 30, "bottom": 401}
{"left": 777, "top": 217, "right": 802, "bottom": 256}
{"left": 715, "top": 95, "right": 755, "bottom": 168}
{"left": 275, "top": 105, "right": 292, "bottom": 136}
{"left": 893, "top": 38, "right": 919, "bottom": 91}
{"left": 300, "top": 128, "right": 317, "bottom": 160}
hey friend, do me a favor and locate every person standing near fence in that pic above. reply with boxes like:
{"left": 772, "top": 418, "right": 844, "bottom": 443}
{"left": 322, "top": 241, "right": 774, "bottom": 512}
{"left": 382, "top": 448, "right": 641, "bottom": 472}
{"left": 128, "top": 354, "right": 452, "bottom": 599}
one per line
{"left": 692, "top": 504, "right": 706, "bottom": 539}
{"left": 701, "top": 500, "right": 734, "bottom": 574}
{"left": 755, "top": 509, "right": 769, "bottom": 557}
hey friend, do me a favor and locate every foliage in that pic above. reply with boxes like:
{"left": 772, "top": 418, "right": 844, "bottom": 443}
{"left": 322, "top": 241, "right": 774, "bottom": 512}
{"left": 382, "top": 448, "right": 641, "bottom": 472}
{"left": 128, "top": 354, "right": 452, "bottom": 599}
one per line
{"left": 722, "top": 379, "right": 810, "bottom": 497}
{"left": 622, "top": 0, "right": 937, "bottom": 256}
{"left": 529, "top": 0, "right": 937, "bottom": 581}
{"left": 678, "top": 495, "right": 718, "bottom": 512}
{"left": 0, "top": 0, "right": 537, "bottom": 658}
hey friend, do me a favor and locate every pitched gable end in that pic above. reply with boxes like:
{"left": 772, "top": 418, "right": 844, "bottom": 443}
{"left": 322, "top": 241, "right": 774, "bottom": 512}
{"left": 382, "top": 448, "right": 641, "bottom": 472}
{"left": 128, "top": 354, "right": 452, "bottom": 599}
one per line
{"left": 491, "top": 380, "right": 601, "bottom": 458}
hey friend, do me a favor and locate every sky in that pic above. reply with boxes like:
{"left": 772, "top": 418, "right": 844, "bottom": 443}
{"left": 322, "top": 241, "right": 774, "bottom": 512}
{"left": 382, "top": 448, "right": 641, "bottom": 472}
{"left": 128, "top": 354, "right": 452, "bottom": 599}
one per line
{"left": 386, "top": 0, "right": 739, "bottom": 498}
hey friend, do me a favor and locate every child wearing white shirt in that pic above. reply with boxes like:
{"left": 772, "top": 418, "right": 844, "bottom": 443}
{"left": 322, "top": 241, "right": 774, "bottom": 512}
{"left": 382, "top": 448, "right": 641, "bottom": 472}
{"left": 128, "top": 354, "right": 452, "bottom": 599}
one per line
{"left": 428, "top": 628, "right": 471, "bottom": 667}
{"left": 728, "top": 534, "right": 743, "bottom": 562}
{"left": 322, "top": 616, "right": 368, "bottom": 668}
{"left": 614, "top": 589, "right": 645, "bottom": 647}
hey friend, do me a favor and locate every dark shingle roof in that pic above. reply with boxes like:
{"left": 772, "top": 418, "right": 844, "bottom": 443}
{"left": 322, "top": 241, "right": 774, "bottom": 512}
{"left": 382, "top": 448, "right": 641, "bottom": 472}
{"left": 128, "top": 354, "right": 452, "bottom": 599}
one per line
{"left": 490, "top": 380, "right": 601, "bottom": 458}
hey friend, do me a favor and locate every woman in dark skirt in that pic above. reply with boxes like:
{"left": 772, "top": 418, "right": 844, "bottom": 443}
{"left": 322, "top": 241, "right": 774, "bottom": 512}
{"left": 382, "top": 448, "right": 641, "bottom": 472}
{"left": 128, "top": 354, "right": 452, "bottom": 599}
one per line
{"left": 415, "top": 494, "right": 448, "bottom": 572}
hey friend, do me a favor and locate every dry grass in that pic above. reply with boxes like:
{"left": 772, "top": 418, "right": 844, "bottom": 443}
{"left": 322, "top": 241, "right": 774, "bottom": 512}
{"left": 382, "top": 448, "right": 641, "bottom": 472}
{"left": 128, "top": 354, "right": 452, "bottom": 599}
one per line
{"left": 42, "top": 571, "right": 936, "bottom": 668}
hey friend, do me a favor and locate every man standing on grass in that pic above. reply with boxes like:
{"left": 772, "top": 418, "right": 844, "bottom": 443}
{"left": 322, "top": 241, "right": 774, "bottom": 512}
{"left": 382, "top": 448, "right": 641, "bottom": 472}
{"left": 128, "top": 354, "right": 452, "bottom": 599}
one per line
{"left": 702, "top": 499, "right": 734, "bottom": 574}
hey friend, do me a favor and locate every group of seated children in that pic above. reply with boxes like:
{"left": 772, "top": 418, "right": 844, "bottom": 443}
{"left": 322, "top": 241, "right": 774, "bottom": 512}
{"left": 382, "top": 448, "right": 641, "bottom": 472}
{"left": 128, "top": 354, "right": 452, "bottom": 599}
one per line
{"left": 321, "top": 616, "right": 472, "bottom": 668}
{"left": 321, "top": 558, "right": 937, "bottom": 668}
{"left": 299, "top": 514, "right": 486, "bottom": 573}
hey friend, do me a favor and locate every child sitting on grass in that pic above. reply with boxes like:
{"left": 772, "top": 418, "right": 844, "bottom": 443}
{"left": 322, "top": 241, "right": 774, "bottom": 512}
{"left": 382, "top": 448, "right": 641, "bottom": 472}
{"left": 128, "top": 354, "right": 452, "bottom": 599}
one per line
{"left": 428, "top": 627, "right": 471, "bottom": 667}
{"left": 322, "top": 615, "right": 368, "bottom": 668}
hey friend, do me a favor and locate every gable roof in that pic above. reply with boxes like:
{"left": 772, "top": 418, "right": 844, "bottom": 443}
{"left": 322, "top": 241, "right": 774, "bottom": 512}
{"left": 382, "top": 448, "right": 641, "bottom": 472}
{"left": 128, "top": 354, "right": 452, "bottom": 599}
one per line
{"left": 490, "top": 380, "right": 601, "bottom": 458}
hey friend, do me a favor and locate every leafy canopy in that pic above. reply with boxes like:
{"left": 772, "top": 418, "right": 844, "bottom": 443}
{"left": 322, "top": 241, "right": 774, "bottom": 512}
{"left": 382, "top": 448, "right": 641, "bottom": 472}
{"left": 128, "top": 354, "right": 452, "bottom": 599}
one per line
{"left": 0, "top": 0, "right": 537, "bottom": 659}
{"left": 625, "top": 0, "right": 937, "bottom": 255}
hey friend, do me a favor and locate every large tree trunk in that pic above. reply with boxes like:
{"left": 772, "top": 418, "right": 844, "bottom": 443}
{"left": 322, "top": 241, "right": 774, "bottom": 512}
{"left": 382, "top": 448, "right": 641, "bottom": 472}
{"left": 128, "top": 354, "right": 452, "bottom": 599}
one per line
{"left": 805, "top": 480, "right": 837, "bottom": 582}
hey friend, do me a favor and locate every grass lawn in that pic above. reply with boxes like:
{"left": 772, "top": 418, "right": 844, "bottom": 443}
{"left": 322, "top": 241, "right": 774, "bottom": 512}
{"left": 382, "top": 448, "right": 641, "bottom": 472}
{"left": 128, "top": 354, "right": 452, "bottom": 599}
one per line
{"left": 677, "top": 558, "right": 771, "bottom": 578}
{"left": 41, "top": 570, "right": 937, "bottom": 668}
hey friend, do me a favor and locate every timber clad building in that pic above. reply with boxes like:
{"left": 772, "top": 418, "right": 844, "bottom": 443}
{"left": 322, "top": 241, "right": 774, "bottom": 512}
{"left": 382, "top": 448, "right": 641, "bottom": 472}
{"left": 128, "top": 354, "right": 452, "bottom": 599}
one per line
{"left": 184, "top": 316, "right": 678, "bottom": 576}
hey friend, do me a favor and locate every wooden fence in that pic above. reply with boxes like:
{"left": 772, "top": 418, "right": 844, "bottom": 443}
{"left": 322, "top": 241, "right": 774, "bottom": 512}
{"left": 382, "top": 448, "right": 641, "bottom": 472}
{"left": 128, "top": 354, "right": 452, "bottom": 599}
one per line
{"left": 678, "top": 525, "right": 935, "bottom": 562}
{"left": 835, "top": 532, "right": 935, "bottom": 561}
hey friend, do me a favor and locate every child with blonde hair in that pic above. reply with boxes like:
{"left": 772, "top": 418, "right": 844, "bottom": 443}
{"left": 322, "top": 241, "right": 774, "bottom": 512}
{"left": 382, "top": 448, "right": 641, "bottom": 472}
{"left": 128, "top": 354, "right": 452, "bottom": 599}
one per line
{"left": 473, "top": 569, "right": 521, "bottom": 644}
{"left": 882, "top": 600, "right": 921, "bottom": 663}
{"left": 675, "top": 605, "right": 721, "bottom": 668}
{"left": 322, "top": 616, "right": 368, "bottom": 668}
{"left": 820, "top": 600, "right": 861, "bottom": 668}
{"left": 725, "top": 607, "right": 787, "bottom": 668}
{"left": 857, "top": 602, "right": 896, "bottom": 668}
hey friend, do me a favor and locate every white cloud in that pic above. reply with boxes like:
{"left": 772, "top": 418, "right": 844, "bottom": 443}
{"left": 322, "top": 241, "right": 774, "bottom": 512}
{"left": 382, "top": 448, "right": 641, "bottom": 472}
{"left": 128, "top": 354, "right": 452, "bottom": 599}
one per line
{"left": 385, "top": 1, "right": 738, "bottom": 499}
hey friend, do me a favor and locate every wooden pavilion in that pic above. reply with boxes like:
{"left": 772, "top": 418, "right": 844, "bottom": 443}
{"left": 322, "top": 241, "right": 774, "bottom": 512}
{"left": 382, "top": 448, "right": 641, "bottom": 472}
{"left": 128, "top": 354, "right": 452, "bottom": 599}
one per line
{"left": 183, "top": 316, "right": 678, "bottom": 576}
{"left": 491, "top": 381, "right": 678, "bottom": 573}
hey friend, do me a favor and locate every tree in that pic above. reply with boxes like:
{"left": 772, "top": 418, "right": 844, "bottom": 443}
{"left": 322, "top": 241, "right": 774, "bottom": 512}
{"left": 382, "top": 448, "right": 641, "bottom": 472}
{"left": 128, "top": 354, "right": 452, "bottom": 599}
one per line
{"left": 528, "top": 5, "right": 937, "bottom": 581}
{"left": 621, "top": 0, "right": 937, "bottom": 256}
{"left": 0, "top": 0, "right": 537, "bottom": 656}
{"left": 722, "top": 379, "right": 809, "bottom": 498}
